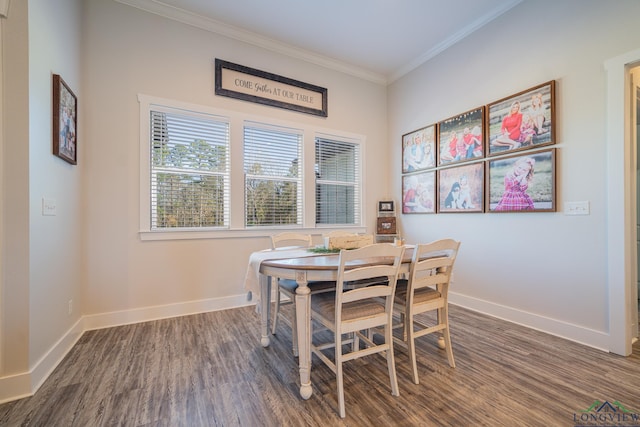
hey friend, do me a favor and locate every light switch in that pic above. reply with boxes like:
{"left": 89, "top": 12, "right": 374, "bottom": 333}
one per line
{"left": 564, "top": 201, "right": 589, "bottom": 215}
{"left": 42, "top": 198, "right": 57, "bottom": 216}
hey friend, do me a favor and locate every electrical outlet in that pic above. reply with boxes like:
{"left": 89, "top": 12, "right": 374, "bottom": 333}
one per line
{"left": 68, "top": 299, "right": 73, "bottom": 315}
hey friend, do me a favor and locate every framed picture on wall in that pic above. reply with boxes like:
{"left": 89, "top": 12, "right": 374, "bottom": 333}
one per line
{"left": 437, "top": 107, "right": 484, "bottom": 166}
{"left": 52, "top": 74, "right": 78, "bottom": 165}
{"left": 437, "top": 162, "right": 484, "bottom": 213}
{"left": 402, "top": 124, "right": 436, "bottom": 173}
{"left": 486, "top": 148, "right": 556, "bottom": 212}
{"left": 487, "top": 80, "right": 555, "bottom": 157}
{"left": 402, "top": 170, "right": 436, "bottom": 214}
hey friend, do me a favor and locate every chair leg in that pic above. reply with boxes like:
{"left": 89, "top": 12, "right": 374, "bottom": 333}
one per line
{"left": 441, "top": 306, "right": 455, "bottom": 368}
{"left": 406, "top": 313, "right": 419, "bottom": 385}
{"left": 336, "top": 334, "right": 346, "bottom": 418}
{"left": 385, "top": 323, "right": 400, "bottom": 396}
{"left": 271, "top": 287, "right": 281, "bottom": 335}
{"left": 291, "top": 305, "right": 298, "bottom": 357}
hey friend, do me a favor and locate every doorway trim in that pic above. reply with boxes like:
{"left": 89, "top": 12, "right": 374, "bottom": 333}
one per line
{"left": 605, "top": 48, "right": 640, "bottom": 356}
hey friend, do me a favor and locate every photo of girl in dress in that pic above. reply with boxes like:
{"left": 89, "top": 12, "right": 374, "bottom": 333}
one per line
{"left": 438, "top": 107, "right": 484, "bottom": 166}
{"left": 437, "top": 162, "right": 484, "bottom": 213}
{"left": 487, "top": 80, "right": 555, "bottom": 156}
{"left": 487, "top": 149, "right": 556, "bottom": 212}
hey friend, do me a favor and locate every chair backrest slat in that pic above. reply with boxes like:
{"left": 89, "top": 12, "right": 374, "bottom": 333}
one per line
{"left": 336, "top": 243, "right": 404, "bottom": 309}
{"left": 271, "top": 232, "right": 313, "bottom": 249}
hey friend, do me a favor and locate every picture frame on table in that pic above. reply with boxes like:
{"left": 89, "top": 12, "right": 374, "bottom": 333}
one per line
{"left": 402, "top": 170, "right": 436, "bottom": 214}
{"left": 486, "top": 148, "right": 556, "bottom": 212}
{"left": 402, "top": 124, "right": 436, "bottom": 173}
{"left": 378, "top": 201, "right": 395, "bottom": 213}
{"left": 487, "top": 80, "right": 555, "bottom": 157}
{"left": 437, "top": 107, "right": 484, "bottom": 167}
{"left": 376, "top": 217, "right": 397, "bottom": 235}
{"left": 52, "top": 74, "right": 78, "bottom": 165}
{"left": 437, "top": 162, "right": 484, "bottom": 213}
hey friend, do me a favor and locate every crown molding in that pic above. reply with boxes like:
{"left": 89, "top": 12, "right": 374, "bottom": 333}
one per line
{"left": 114, "top": 0, "right": 388, "bottom": 85}
{"left": 388, "top": 0, "right": 523, "bottom": 82}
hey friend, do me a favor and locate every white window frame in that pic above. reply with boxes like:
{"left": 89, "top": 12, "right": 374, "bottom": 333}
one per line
{"left": 139, "top": 94, "right": 366, "bottom": 240}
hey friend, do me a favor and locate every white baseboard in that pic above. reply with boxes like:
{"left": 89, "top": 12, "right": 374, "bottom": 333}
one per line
{"left": 450, "top": 292, "right": 610, "bottom": 351}
{"left": 0, "top": 293, "right": 253, "bottom": 404}
{"left": 0, "top": 318, "right": 84, "bottom": 404}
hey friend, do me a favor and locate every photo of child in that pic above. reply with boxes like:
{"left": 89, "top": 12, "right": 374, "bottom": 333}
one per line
{"left": 437, "top": 162, "right": 484, "bottom": 213}
{"left": 488, "top": 149, "right": 556, "bottom": 212}
{"left": 438, "top": 107, "right": 484, "bottom": 166}
{"left": 488, "top": 81, "right": 555, "bottom": 156}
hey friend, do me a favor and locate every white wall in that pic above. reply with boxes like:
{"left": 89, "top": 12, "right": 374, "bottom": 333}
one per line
{"left": 81, "top": 0, "right": 388, "bottom": 320}
{"left": 389, "top": 0, "right": 640, "bottom": 348}
{"left": 1, "top": 0, "right": 83, "bottom": 402}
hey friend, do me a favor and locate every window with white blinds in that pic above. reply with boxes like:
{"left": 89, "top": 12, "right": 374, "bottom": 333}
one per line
{"left": 244, "top": 124, "right": 303, "bottom": 227}
{"left": 150, "top": 108, "right": 230, "bottom": 229}
{"left": 315, "top": 137, "right": 361, "bottom": 225}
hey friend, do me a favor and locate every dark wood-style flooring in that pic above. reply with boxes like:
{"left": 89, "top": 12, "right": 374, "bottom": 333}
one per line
{"left": 1, "top": 305, "right": 639, "bottom": 426}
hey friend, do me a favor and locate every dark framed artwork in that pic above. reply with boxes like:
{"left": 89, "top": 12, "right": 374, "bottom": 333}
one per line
{"left": 486, "top": 148, "right": 556, "bottom": 212}
{"left": 487, "top": 80, "right": 555, "bottom": 157}
{"left": 215, "top": 59, "right": 327, "bottom": 117}
{"left": 402, "top": 124, "right": 436, "bottom": 173}
{"left": 437, "top": 107, "right": 484, "bottom": 167}
{"left": 52, "top": 74, "right": 77, "bottom": 165}
{"left": 376, "top": 217, "right": 397, "bottom": 234}
{"left": 378, "top": 201, "right": 395, "bottom": 213}
{"left": 402, "top": 170, "right": 435, "bottom": 214}
{"left": 437, "top": 162, "right": 484, "bottom": 213}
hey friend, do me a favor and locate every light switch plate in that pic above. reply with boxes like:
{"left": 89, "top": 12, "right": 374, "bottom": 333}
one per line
{"left": 42, "top": 198, "right": 57, "bottom": 216}
{"left": 564, "top": 201, "right": 589, "bottom": 215}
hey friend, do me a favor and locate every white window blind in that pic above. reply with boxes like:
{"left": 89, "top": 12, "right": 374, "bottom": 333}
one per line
{"left": 315, "top": 137, "right": 361, "bottom": 225}
{"left": 244, "top": 124, "right": 303, "bottom": 226}
{"left": 150, "top": 108, "right": 230, "bottom": 229}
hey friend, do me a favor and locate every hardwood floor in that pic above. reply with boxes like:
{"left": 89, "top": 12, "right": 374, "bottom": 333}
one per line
{"left": 1, "top": 305, "right": 639, "bottom": 426}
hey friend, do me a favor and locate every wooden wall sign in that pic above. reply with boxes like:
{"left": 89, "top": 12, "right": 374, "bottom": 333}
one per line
{"left": 215, "top": 59, "right": 328, "bottom": 117}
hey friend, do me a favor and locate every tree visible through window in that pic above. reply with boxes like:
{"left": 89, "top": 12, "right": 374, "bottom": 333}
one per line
{"left": 315, "top": 137, "right": 360, "bottom": 225}
{"left": 150, "top": 109, "right": 229, "bottom": 229}
{"left": 244, "top": 125, "right": 303, "bottom": 226}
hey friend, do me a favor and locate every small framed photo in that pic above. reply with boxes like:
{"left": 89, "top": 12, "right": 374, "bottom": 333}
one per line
{"left": 437, "top": 107, "right": 484, "bottom": 166}
{"left": 378, "top": 201, "right": 395, "bottom": 213}
{"left": 486, "top": 149, "right": 556, "bottom": 212}
{"left": 402, "top": 124, "right": 436, "bottom": 173}
{"left": 376, "top": 217, "right": 397, "bottom": 234}
{"left": 402, "top": 171, "right": 436, "bottom": 214}
{"left": 52, "top": 74, "right": 77, "bottom": 165}
{"left": 487, "top": 80, "right": 555, "bottom": 157}
{"left": 438, "top": 162, "right": 484, "bottom": 213}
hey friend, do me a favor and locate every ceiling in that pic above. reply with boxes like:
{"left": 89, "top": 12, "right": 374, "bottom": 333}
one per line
{"left": 118, "top": 0, "right": 523, "bottom": 84}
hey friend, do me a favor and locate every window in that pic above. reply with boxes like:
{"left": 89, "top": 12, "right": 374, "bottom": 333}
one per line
{"left": 244, "top": 123, "right": 303, "bottom": 227}
{"left": 149, "top": 106, "right": 230, "bottom": 230}
{"left": 139, "top": 95, "right": 365, "bottom": 239}
{"left": 315, "top": 137, "right": 361, "bottom": 225}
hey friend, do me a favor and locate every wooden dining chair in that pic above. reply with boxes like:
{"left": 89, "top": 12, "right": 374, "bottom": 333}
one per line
{"left": 310, "top": 243, "right": 405, "bottom": 418}
{"left": 270, "top": 232, "right": 334, "bottom": 355}
{"left": 392, "top": 239, "right": 460, "bottom": 384}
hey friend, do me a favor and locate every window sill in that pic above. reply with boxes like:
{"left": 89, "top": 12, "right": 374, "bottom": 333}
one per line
{"left": 139, "top": 227, "right": 367, "bottom": 241}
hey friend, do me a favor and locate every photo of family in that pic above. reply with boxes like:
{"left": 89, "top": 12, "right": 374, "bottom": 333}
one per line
{"left": 487, "top": 81, "right": 555, "bottom": 156}
{"left": 487, "top": 149, "right": 556, "bottom": 212}
{"left": 437, "top": 162, "right": 484, "bottom": 213}
{"left": 402, "top": 125, "right": 436, "bottom": 173}
{"left": 402, "top": 171, "right": 435, "bottom": 214}
{"left": 438, "top": 107, "right": 484, "bottom": 166}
